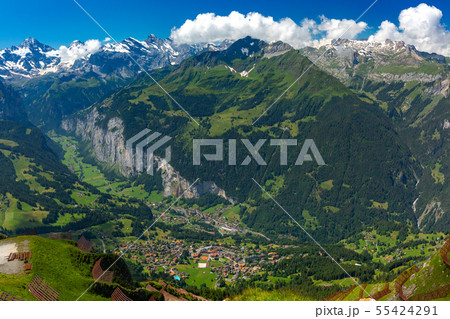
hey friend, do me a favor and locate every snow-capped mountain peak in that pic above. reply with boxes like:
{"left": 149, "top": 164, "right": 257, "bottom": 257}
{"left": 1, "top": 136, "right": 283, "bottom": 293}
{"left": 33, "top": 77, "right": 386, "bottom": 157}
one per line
{"left": 0, "top": 35, "right": 231, "bottom": 80}
{"left": 19, "top": 37, "right": 53, "bottom": 52}
{"left": 0, "top": 38, "right": 59, "bottom": 78}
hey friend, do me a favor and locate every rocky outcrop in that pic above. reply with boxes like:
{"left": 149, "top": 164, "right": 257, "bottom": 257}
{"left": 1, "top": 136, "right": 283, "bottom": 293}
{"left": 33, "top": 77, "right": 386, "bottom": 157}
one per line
{"left": 263, "top": 41, "right": 293, "bottom": 58}
{"left": 444, "top": 120, "right": 450, "bottom": 129}
{"left": 62, "top": 108, "right": 235, "bottom": 203}
{"left": 155, "top": 157, "right": 232, "bottom": 201}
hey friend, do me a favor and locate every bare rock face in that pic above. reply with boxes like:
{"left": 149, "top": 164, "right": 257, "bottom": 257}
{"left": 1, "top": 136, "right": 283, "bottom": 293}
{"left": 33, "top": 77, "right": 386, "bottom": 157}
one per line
{"left": 417, "top": 201, "right": 445, "bottom": 230}
{"left": 263, "top": 41, "right": 293, "bottom": 59}
{"left": 444, "top": 120, "right": 450, "bottom": 129}
{"left": 155, "top": 157, "right": 235, "bottom": 202}
{"left": 62, "top": 108, "right": 235, "bottom": 203}
{"left": 62, "top": 108, "right": 129, "bottom": 173}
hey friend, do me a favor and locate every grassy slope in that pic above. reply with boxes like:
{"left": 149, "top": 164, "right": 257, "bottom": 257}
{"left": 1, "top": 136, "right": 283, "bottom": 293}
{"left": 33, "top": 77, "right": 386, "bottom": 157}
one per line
{"left": 0, "top": 137, "right": 53, "bottom": 230}
{"left": 175, "top": 260, "right": 217, "bottom": 288}
{"left": 341, "top": 230, "right": 446, "bottom": 264}
{"left": 0, "top": 122, "right": 121, "bottom": 233}
{"left": 0, "top": 236, "right": 108, "bottom": 300}
{"left": 339, "top": 250, "right": 450, "bottom": 301}
{"left": 231, "top": 288, "right": 313, "bottom": 301}
{"left": 403, "top": 250, "right": 450, "bottom": 299}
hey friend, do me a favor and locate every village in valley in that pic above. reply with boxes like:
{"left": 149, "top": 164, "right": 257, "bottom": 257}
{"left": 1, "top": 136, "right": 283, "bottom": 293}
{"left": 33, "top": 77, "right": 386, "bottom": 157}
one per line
{"left": 76, "top": 194, "right": 448, "bottom": 292}
{"left": 84, "top": 202, "right": 291, "bottom": 289}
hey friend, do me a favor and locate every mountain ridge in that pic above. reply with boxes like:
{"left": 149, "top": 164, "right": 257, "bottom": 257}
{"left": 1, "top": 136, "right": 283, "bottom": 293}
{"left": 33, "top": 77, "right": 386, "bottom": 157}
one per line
{"left": 0, "top": 36, "right": 231, "bottom": 81}
{"left": 300, "top": 38, "right": 450, "bottom": 233}
{"left": 62, "top": 37, "right": 420, "bottom": 242}
{"left": 0, "top": 35, "right": 232, "bottom": 127}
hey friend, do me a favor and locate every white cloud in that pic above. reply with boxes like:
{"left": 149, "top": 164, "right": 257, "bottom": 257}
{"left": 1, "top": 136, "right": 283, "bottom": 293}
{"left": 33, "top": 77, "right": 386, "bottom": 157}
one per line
{"left": 369, "top": 3, "right": 450, "bottom": 56}
{"left": 56, "top": 39, "right": 102, "bottom": 64}
{"left": 170, "top": 11, "right": 367, "bottom": 49}
{"left": 318, "top": 16, "right": 367, "bottom": 42}
{"left": 307, "top": 16, "right": 368, "bottom": 47}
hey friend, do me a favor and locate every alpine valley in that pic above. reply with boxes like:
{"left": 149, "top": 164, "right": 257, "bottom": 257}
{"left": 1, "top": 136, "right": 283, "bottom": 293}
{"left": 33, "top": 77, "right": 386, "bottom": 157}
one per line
{"left": 0, "top": 34, "right": 449, "bottom": 301}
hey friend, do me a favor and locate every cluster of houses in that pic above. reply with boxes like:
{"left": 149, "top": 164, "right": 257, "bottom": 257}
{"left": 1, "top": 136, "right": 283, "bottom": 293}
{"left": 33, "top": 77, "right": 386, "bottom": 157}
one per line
{"left": 112, "top": 236, "right": 294, "bottom": 286}
{"left": 115, "top": 239, "right": 188, "bottom": 272}
{"left": 155, "top": 205, "right": 244, "bottom": 236}
{"left": 103, "top": 205, "right": 308, "bottom": 287}
{"left": 191, "top": 246, "right": 268, "bottom": 282}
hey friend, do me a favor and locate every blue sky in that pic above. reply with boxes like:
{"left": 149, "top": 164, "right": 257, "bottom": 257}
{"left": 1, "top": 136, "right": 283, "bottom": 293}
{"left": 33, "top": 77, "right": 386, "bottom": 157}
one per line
{"left": 0, "top": 0, "right": 448, "bottom": 49}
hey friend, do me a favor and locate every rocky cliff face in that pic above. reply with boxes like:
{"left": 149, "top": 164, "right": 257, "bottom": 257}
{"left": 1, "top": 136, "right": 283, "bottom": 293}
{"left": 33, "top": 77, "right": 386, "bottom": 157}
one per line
{"left": 61, "top": 108, "right": 235, "bottom": 203}
{"left": 417, "top": 201, "right": 446, "bottom": 231}
{"left": 61, "top": 109, "right": 126, "bottom": 169}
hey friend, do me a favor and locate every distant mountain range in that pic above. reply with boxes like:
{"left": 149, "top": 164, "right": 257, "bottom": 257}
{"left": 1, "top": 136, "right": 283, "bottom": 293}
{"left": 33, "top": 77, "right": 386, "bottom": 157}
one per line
{"left": 60, "top": 36, "right": 424, "bottom": 242}
{"left": 1, "top": 35, "right": 449, "bottom": 237}
{"left": 0, "top": 36, "right": 231, "bottom": 81}
{"left": 1, "top": 30, "right": 449, "bottom": 302}
{"left": 1, "top": 36, "right": 448, "bottom": 127}
{"left": 300, "top": 39, "right": 449, "bottom": 95}
{"left": 0, "top": 36, "right": 231, "bottom": 127}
